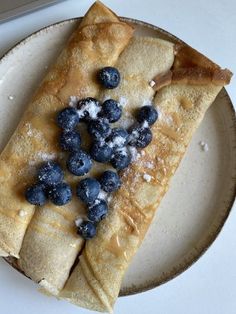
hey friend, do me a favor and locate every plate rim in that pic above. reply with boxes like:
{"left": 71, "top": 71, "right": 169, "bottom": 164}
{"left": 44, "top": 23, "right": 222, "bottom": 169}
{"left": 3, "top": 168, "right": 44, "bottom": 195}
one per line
{"left": 1, "top": 16, "right": 236, "bottom": 298}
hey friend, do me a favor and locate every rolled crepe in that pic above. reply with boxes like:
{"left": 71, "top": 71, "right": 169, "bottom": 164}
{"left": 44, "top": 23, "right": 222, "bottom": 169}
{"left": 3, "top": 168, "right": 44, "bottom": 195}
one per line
{"left": 17, "top": 1, "right": 133, "bottom": 294}
{"left": 58, "top": 36, "right": 173, "bottom": 312}
{"left": 60, "top": 41, "right": 232, "bottom": 312}
{"left": 19, "top": 28, "right": 173, "bottom": 297}
{"left": 23, "top": 32, "right": 173, "bottom": 298}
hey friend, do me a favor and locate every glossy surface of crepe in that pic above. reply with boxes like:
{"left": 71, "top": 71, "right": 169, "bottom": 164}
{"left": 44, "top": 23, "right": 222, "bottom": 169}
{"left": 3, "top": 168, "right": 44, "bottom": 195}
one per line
{"left": 16, "top": 2, "right": 133, "bottom": 294}
{"left": 60, "top": 38, "right": 232, "bottom": 313}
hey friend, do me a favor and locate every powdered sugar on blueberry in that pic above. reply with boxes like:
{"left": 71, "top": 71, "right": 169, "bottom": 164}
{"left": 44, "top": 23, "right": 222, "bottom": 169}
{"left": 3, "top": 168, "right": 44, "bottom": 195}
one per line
{"left": 98, "top": 190, "right": 108, "bottom": 200}
{"left": 142, "top": 120, "right": 149, "bottom": 128}
{"left": 77, "top": 98, "right": 101, "bottom": 120}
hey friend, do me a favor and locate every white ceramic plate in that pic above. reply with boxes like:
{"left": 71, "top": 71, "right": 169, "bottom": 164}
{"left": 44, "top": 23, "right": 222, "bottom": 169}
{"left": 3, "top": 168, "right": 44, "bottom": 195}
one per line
{"left": 1, "top": 18, "right": 235, "bottom": 296}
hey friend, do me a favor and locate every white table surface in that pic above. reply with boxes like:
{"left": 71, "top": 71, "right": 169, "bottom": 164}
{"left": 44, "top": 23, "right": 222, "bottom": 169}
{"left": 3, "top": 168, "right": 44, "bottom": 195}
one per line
{"left": 0, "top": 1, "right": 235, "bottom": 313}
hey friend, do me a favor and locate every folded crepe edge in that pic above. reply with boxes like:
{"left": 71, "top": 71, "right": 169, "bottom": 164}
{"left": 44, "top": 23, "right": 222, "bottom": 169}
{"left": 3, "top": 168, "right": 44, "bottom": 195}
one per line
{"left": 60, "top": 255, "right": 113, "bottom": 313}
{"left": 0, "top": 240, "right": 19, "bottom": 258}
{"left": 38, "top": 279, "right": 61, "bottom": 296}
{"left": 153, "top": 43, "right": 233, "bottom": 90}
{"left": 79, "top": 1, "right": 123, "bottom": 28}
{"left": 0, "top": 248, "right": 9, "bottom": 257}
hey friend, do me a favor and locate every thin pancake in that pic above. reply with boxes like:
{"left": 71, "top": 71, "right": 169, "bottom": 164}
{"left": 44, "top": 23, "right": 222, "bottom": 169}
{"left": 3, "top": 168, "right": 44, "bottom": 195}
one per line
{"left": 60, "top": 39, "right": 231, "bottom": 312}
{"left": 12, "top": 2, "right": 133, "bottom": 294}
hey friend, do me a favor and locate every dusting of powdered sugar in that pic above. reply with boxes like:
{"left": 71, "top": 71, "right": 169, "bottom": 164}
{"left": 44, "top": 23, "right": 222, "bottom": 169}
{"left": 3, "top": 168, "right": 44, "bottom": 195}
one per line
{"left": 142, "top": 120, "right": 149, "bottom": 128}
{"left": 113, "top": 136, "right": 126, "bottom": 147}
{"left": 18, "top": 209, "right": 27, "bottom": 217}
{"left": 98, "top": 190, "right": 108, "bottom": 200}
{"left": 75, "top": 217, "right": 83, "bottom": 227}
{"left": 69, "top": 96, "right": 78, "bottom": 107}
{"left": 127, "top": 146, "right": 141, "bottom": 162}
{"left": 145, "top": 161, "right": 154, "bottom": 169}
{"left": 143, "top": 174, "right": 152, "bottom": 182}
{"left": 157, "top": 156, "right": 164, "bottom": 164}
{"left": 129, "top": 129, "right": 139, "bottom": 142}
{"left": 107, "top": 195, "right": 113, "bottom": 203}
{"left": 117, "top": 146, "right": 128, "bottom": 156}
{"left": 29, "top": 152, "right": 57, "bottom": 165}
{"left": 129, "top": 121, "right": 149, "bottom": 143}
{"left": 25, "top": 123, "right": 43, "bottom": 139}
{"left": 37, "top": 152, "right": 57, "bottom": 161}
{"left": 25, "top": 123, "right": 33, "bottom": 136}
{"left": 119, "top": 96, "right": 128, "bottom": 108}
{"left": 93, "top": 199, "right": 101, "bottom": 205}
{"left": 77, "top": 99, "right": 101, "bottom": 120}
{"left": 108, "top": 135, "right": 126, "bottom": 149}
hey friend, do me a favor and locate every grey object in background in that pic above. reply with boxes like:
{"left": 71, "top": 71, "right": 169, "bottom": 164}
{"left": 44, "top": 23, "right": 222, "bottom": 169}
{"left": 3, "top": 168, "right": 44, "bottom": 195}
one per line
{"left": 0, "top": 0, "right": 66, "bottom": 23}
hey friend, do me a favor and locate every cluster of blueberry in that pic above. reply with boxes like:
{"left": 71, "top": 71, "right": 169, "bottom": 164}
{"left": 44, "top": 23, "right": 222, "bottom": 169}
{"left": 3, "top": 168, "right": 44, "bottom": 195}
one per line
{"left": 75, "top": 171, "right": 121, "bottom": 239}
{"left": 25, "top": 161, "right": 72, "bottom": 206}
{"left": 25, "top": 66, "right": 158, "bottom": 239}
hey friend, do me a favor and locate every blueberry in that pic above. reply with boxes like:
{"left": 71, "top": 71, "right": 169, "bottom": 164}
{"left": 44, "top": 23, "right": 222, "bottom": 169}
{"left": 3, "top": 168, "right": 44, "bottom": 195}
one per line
{"left": 106, "top": 128, "right": 129, "bottom": 149}
{"left": 76, "top": 178, "right": 100, "bottom": 204}
{"left": 99, "top": 170, "right": 121, "bottom": 193}
{"left": 87, "top": 118, "right": 111, "bottom": 139}
{"left": 129, "top": 124, "right": 153, "bottom": 148}
{"left": 137, "top": 105, "right": 158, "bottom": 125}
{"left": 99, "top": 99, "right": 122, "bottom": 123}
{"left": 88, "top": 199, "right": 108, "bottom": 223}
{"left": 77, "top": 220, "right": 96, "bottom": 239}
{"left": 90, "top": 141, "right": 113, "bottom": 163}
{"left": 77, "top": 97, "right": 101, "bottom": 121}
{"left": 25, "top": 184, "right": 47, "bottom": 206}
{"left": 38, "top": 161, "right": 64, "bottom": 186}
{"left": 48, "top": 182, "right": 72, "bottom": 206}
{"left": 60, "top": 130, "right": 81, "bottom": 152}
{"left": 98, "top": 67, "right": 120, "bottom": 89}
{"left": 67, "top": 150, "right": 92, "bottom": 176}
{"left": 111, "top": 148, "right": 131, "bottom": 170}
{"left": 57, "top": 107, "right": 79, "bottom": 130}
